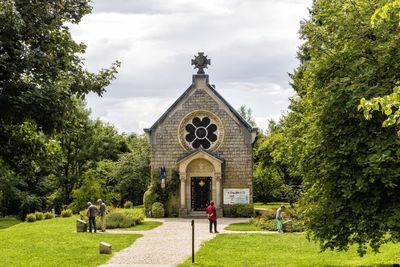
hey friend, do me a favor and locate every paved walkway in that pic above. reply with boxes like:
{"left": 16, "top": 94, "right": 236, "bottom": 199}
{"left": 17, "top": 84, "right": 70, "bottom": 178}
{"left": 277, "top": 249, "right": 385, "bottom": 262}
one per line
{"left": 98, "top": 217, "right": 274, "bottom": 267}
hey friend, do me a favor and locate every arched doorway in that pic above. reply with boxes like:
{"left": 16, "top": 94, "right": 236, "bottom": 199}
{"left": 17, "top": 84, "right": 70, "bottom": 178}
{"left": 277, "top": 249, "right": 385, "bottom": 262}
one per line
{"left": 177, "top": 150, "right": 223, "bottom": 217}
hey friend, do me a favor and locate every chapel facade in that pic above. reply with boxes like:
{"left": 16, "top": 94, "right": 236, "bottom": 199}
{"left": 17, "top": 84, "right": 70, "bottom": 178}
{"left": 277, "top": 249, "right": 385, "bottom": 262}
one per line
{"left": 144, "top": 53, "right": 258, "bottom": 217}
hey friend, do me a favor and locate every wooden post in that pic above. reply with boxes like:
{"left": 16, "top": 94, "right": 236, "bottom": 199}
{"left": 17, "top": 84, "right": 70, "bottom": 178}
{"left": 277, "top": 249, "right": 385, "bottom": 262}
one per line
{"left": 191, "top": 219, "right": 195, "bottom": 263}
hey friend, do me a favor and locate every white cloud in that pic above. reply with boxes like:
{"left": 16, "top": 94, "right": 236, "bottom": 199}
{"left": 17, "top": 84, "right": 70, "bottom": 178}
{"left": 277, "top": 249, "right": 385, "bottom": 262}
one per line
{"left": 255, "top": 114, "right": 285, "bottom": 133}
{"left": 68, "top": 0, "right": 312, "bottom": 133}
{"left": 87, "top": 95, "right": 175, "bottom": 134}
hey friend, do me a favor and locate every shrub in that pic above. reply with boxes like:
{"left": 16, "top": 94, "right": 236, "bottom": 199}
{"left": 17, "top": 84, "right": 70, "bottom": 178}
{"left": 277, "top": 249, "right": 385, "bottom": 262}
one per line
{"left": 249, "top": 216, "right": 305, "bottom": 232}
{"left": 79, "top": 210, "right": 88, "bottom": 221}
{"left": 61, "top": 209, "right": 72, "bottom": 217}
{"left": 143, "top": 187, "right": 155, "bottom": 216}
{"left": 124, "top": 201, "right": 133, "bottom": 209}
{"left": 103, "top": 208, "right": 145, "bottom": 229}
{"left": 229, "top": 204, "right": 255, "bottom": 217}
{"left": 26, "top": 213, "right": 36, "bottom": 222}
{"left": 122, "top": 208, "right": 145, "bottom": 225}
{"left": 106, "top": 212, "right": 135, "bottom": 229}
{"left": 34, "top": 212, "right": 44, "bottom": 220}
{"left": 259, "top": 208, "right": 277, "bottom": 220}
{"left": 151, "top": 202, "right": 164, "bottom": 218}
{"left": 44, "top": 212, "right": 53, "bottom": 220}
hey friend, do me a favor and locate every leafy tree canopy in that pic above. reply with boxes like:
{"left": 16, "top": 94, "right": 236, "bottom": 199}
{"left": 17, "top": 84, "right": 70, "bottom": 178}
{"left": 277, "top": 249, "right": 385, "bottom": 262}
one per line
{"left": 288, "top": 0, "right": 400, "bottom": 256}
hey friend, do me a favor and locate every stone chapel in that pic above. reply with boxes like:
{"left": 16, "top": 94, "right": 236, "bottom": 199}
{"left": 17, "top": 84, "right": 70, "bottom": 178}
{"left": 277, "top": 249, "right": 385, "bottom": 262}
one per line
{"left": 144, "top": 53, "right": 258, "bottom": 217}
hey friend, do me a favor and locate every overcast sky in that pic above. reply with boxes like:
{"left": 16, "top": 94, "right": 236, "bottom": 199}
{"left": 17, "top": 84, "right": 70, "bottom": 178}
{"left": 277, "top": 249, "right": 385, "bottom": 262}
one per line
{"left": 69, "top": 0, "right": 312, "bottom": 134}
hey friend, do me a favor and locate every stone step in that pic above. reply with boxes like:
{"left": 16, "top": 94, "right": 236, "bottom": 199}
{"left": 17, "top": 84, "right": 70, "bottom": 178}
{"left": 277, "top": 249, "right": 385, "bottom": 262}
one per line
{"left": 187, "top": 211, "right": 207, "bottom": 218}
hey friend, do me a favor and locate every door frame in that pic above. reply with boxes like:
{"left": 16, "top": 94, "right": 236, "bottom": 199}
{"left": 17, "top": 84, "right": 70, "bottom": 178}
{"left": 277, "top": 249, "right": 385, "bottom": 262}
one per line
{"left": 190, "top": 177, "right": 212, "bottom": 211}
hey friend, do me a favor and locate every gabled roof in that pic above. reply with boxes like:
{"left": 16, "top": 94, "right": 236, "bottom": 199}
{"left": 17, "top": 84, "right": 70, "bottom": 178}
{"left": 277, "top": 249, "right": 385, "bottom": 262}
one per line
{"left": 144, "top": 74, "right": 258, "bottom": 134}
{"left": 177, "top": 148, "right": 224, "bottom": 164}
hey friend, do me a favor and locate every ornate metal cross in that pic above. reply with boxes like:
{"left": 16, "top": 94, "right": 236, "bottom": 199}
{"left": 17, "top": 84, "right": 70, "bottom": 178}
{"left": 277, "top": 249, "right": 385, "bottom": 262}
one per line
{"left": 191, "top": 52, "right": 211, "bottom": 74}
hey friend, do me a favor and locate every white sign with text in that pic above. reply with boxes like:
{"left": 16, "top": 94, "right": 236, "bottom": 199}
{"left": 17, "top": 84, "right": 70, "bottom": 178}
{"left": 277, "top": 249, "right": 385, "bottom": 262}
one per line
{"left": 223, "top": 188, "right": 250, "bottom": 204}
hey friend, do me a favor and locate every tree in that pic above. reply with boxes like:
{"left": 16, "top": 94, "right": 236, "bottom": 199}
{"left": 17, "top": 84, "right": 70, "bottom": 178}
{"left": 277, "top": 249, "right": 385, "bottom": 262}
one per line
{"left": 253, "top": 116, "right": 303, "bottom": 206}
{"left": 237, "top": 105, "right": 257, "bottom": 127}
{"left": 113, "top": 134, "right": 151, "bottom": 205}
{"left": 358, "top": 2, "right": 400, "bottom": 135}
{"left": 289, "top": 0, "right": 400, "bottom": 256}
{"left": 0, "top": 0, "right": 119, "bottom": 132}
{"left": 0, "top": 0, "right": 119, "bottom": 216}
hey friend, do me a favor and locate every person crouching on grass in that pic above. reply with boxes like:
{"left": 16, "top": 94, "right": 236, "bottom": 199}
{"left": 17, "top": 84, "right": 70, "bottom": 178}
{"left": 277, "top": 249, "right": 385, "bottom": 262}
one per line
{"left": 276, "top": 205, "right": 285, "bottom": 233}
{"left": 207, "top": 201, "right": 219, "bottom": 233}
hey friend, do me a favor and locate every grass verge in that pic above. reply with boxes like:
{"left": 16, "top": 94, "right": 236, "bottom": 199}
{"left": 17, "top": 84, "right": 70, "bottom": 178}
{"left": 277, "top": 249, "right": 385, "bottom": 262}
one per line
{"left": 224, "top": 222, "right": 263, "bottom": 231}
{"left": 122, "top": 220, "right": 162, "bottom": 230}
{"left": 0, "top": 217, "right": 21, "bottom": 229}
{"left": 254, "top": 202, "right": 290, "bottom": 209}
{"left": 0, "top": 215, "right": 141, "bottom": 267}
{"left": 179, "top": 234, "right": 400, "bottom": 266}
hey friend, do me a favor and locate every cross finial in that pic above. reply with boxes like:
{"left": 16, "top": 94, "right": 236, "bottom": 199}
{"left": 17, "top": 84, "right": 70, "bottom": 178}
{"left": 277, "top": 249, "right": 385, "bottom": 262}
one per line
{"left": 191, "top": 52, "right": 211, "bottom": 74}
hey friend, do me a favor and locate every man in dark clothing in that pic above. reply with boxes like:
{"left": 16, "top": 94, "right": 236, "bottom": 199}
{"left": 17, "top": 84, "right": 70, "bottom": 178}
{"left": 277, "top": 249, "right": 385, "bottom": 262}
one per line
{"left": 87, "top": 202, "right": 98, "bottom": 233}
{"left": 207, "top": 201, "right": 219, "bottom": 233}
{"left": 97, "top": 199, "right": 106, "bottom": 232}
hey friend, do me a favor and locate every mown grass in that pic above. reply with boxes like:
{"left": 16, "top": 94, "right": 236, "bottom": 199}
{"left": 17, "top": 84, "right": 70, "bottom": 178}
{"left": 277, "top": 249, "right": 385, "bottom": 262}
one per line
{"left": 0, "top": 216, "right": 21, "bottom": 229}
{"left": 122, "top": 220, "right": 162, "bottom": 230}
{"left": 254, "top": 202, "right": 290, "bottom": 209}
{"left": 0, "top": 216, "right": 141, "bottom": 267}
{"left": 224, "top": 222, "right": 263, "bottom": 231}
{"left": 179, "top": 234, "right": 400, "bottom": 266}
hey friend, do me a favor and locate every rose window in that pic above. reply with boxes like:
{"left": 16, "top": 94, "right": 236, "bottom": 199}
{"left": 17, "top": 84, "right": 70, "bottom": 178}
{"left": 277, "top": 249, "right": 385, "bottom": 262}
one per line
{"left": 178, "top": 111, "right": 223, "bottom": 151}
{"left": 185, "top": 117, "right": 218, "bottom": 149}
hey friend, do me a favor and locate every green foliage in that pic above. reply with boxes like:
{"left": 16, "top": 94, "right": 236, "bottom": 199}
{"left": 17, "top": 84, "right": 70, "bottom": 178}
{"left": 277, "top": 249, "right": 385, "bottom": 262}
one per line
{"left": 253, "top": 121, "right": 302, "bottom": 205}
{"left": 106, "top": 213, "right": 135, "bottom": 229}
{"left": 225, "top": 204, "right": 255, "bottom": 218}
{"left": 255, "top": 208, "right": 276, "bottom": 219}
{"left": 70, "top": 169, "right": 103, "bottom": 213}
{"left": 151, "top": 202, "right": 165, "bottom": 218}
{"left": 34, "top": 212, "right": 44, "bottom": 221}
{"left": 143, "top": 170, "right": 180, "bottom": 217}
{"left": 359, "top": 86, "right": 400, "bottom": 136}
{"left": 43, "top": 212, "right": 53, "bottom": 220}
{"left": 143, "top": 187, "right": 156, "bottom": 216}
{"left": 60, "top": 209, "right": 72, "bottom": 218}
{"left": 237, "top": 105, "right": 257, "bottom": 126}
{"left": 0, "top": 0, "right": 120, "bottom": 218}
{"left": 124, "top": 201, "right": 133, "bottom": 209}
{"left": 25, "top": 213, "right": 36, "bottom": 222}
{"left": 285, "top": 0, "right": 400, "bottom": 256}
{"left": 103, "top": 208, "right": 144, "bottom": 229}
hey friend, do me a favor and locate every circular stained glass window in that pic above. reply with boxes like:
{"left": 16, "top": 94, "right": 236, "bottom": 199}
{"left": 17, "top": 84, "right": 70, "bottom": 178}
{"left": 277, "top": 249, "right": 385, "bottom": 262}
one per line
{"left": 178, "top": 111, "right": 223, "bottom": 151}
{"left": 185, "top": 117, "right": 218, "bottom": 149}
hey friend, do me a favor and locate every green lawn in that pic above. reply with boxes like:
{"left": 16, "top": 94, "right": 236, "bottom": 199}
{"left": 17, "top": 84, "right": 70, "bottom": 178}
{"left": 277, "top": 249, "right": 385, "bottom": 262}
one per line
{"left": 0, "top": 217, "right": 21, "bottom": 229}
{"left": 224, "top": 222, "right": 263, "bottom": 231}
{"left": 0, "top": 216, "right": 141, "bottom": 267}
{"left": 254, "top": 202, "right": 290, "bottom": 209}
{"left": 179, "top": 234, "right": 400, "bottom": 266}
{"left": 123, "top": 220, "right": 162, "bottom": 230}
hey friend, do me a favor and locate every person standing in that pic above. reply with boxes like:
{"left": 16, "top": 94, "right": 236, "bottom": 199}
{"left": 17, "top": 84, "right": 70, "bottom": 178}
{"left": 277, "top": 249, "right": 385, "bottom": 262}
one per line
{"left": 276, "top": 205, "right": 285, "bottom": 233}
{"left": 207, "top": 201, "right": 219, "bottom": 233}
{"left": 97, "top": 199, "right": 106, "bottom": 232}
{"left": 87, "top": 202, "right": 98, "bottom": 233}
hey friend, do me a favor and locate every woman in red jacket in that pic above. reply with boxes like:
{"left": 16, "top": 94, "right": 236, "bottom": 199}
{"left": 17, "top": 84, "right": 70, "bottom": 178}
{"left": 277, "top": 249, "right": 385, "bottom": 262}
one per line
{"left": 207, "top": 201, "right": 219, "bottom": 233}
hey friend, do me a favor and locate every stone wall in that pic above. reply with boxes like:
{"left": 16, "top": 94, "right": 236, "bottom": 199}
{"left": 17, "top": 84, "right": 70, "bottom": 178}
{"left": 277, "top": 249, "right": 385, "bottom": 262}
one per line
{"left": 147, "top": 75, "right": 254, "bottom": 213}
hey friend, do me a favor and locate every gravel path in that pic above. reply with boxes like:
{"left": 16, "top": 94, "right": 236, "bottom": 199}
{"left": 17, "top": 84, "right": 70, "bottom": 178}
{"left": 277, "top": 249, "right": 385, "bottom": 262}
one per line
{"left": 98, "top": 217, "right": 258, "bottom": 267}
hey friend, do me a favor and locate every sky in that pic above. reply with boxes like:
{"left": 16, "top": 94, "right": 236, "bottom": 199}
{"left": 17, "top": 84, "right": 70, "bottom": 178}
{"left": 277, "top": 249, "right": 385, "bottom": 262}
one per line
{"left": 69, "top": 0, "right": 312, "bottom": 134}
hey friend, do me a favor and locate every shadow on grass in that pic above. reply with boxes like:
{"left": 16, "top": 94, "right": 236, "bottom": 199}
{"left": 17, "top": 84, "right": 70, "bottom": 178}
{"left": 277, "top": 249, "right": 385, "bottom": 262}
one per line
{"left": 0, "top": 217, "right": 21, "bottom": 230}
